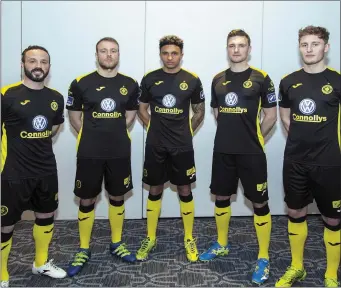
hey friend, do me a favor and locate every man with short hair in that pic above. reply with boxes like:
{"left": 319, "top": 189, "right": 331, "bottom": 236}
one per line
{"left": 1, "top": 45, "right": 66, "bottom": 287}
{"left": 66, "top": 37, "right": 140, "bottom": 277}
{"left": 276, "top": 25, "right": 340, "bottom": 288}
{"left": 136, "top": 35, "right": 205, "bottom": 262}
{"left": 200, "top": 29, "right": 277, "bottom": 285}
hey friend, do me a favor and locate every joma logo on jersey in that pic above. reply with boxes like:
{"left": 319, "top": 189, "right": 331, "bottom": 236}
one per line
{"left": 293, "top": 98, "right": 327, "bottom": 123}
{"left": 20, "top": 115, "right": 52, "bottom": 139}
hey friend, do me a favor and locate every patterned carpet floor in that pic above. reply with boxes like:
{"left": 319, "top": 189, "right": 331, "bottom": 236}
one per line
{"left": 7, "top": 215, "right": 340, "bottom": 287}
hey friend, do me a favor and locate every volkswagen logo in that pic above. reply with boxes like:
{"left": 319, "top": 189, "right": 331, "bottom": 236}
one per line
{"left": 162, "top": 94, "right": 176, "bottom": 108}
{"left": 101, "top": 98, "right": 116, "bottom": 112}
{"left": 225, "top": 92, "right": 238, "bottom": 107}
{"left": 299, "top": 98, "right": 316, "bottom": 115}
{"left": 32, "top": 115, "right": 48, "bottom": 131}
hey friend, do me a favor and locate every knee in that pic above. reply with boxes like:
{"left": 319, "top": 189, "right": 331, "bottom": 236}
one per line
{"left": 109, "top": 195, "right": 124, "bottom": 202}
{"left": 322, "top": 216, "right": 341, "bottom": 231}
{"left": 177, "top": 185, "right": 191, "bottom": 196}
{"left": 287, "top": 207, "right": 307, "bottom": 219}
{"left": 216, "top": 195, "right": 231, "bottom": 202}
{"left": 149, "top": 185, "right": 164, "bottom": 196}
{"left": 80, "top": 198, "right": 97, "bottom": 207}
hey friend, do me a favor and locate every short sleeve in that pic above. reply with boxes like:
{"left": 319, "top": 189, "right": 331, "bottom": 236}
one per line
{"left": 138, "top": 76, "right": 152, "bottom": 103}
{"left": 191, "top": 77, "right": 205, "bottom": 104}
{"left": 278, "top": 79, "right": 290, "bottom": 108}
{"left": 261, "top": 75, "right": 277, "bottom": 108}
{"left": 53, "top": 94, "right": 65, "bottom": 125}
{"left": 210, "top": 78, "right": 218, "bottom": 108}
{"left": 126, "top": 81, "right": 140, "bottom": 111}
{"left": 66, "top": 79, "right": 83, "bottom": 111}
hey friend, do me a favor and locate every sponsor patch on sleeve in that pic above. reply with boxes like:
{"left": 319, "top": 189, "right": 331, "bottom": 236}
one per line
{"left": 200, "top": 90, "right": 205, "bottom": 100}
{"left": 267, "top": 92, "right": 277, "bottom": 103}
{"left": 66, "top": 96, "right": 74, "bottom": 106}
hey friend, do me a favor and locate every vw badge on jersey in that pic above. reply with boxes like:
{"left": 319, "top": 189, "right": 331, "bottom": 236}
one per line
{"left": 32, "top": 115, "right": 48, "bottom": 131}
{"left": 225, "top": 92, "right": 238, "bottom": 107}
{"left": 101, "top": 98, "right": 116, "bottom": 112}
{"left": 162, "top": 94, "right": 176, "bottom": 108}
{"left": 299, "top": 98, "right": 316, "bottom": 115}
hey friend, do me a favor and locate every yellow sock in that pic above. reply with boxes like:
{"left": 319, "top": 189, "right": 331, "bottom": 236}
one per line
{"left": 180, "top": 198, "right": 195, "bottom": 241}
{"left": 1, "top": 236, "right": 12, "bottom": 281}
{"left": 215, "top": 205, "right": 231, "bottom": 246}
{"left": 254, "top": 212, "right": 272, "bottom": 260}
{"left": 288, "top": 219, "right": 307, "bottom": 270}
{"left": 324, "top": 227, "right": 341, "bottom": 279}
{"left": 78, "top": 208, "right": 95, "bottom": 249}
{"left": 147, "top": 198, "right": 161, "bottom": 241}
{"left": 109, "top": 203, "right": 125, "bottom": 243}
{"left": 33, "top": 223, "right": 54, "bottom": 267}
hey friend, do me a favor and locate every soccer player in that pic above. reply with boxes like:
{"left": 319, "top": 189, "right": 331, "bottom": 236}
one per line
{"left": 136, "top": 35, "right": 205, "bottom": 262}
{"left": 199, "top": 29, "right": 277, "bottom": 285}
{"left": 1, "top": 46, "right": 66, "bottom": 287}
{"left": 66, "top": 37, "right": 140, "bottom": 276}
{"left": 276, "top": 26, "right": 340, "bottom": 288}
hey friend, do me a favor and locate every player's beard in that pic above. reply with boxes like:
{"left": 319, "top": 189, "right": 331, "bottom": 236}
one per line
{"left": 24, "top": 66, "right": 49, "bottom": 82}
{"left": 98, "top": 58, "right": 118, "bottom": 70}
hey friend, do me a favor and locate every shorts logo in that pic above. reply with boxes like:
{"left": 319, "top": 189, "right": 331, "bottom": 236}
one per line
{"left": 179, "top": 81, "right": 188, "bottom": 91}
{"left": 55, "top": 193, "right": 58, "bottom": 201}
{"left": 332, "top": 200, "right": 341, "bottom": 209}
{"left": 143, "top": 169, "right": 148, "bottom": 177}
{"left": 32, "top": 115, "right": 48, "bottom": 131}
{"left": 225, "top": 92, "right": 238, "bottom": 107}
{"left": 186, "top": 167, "right": 196, "bottom": 179}
{"left": 66, "top": 96, "right": 74, "bottom": 106}
{"left": 257, "top": 182, "right": 267, "bottom": 196}
{"left": 243, "top": 80, "right": 252, "bottom": 88}
{"left": 299, "top": 98, "right": 316, "bottom": 115}
{"left": 267, "top": 93, "right": 277, "bottom": 103}
{"left": 1, "top": 206, "right": 8, "bottom": 216}
{"left": 124, "top": 175, "right": 131, "bottom": 188}
{"left": 101, "top": 98, "right": 116, "bottom": 112}
{"left": 51, "top": 101, "right": 58, "bottom": 111}
{"left": 120, "top": 86, "right": 128, "bottom": 96}
{"left": 76, "top": 180, "right": 81, "bottom": 189}
{"left": 162, "top": 94, "right": 176, "bottom": 108}
{"left": 322, "top": 84, "right": 333, "bottom": 95}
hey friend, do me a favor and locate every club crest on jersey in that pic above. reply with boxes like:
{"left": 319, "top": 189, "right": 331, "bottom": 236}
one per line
{"left": 322, "top": 84, "right": 333, "bottom": 95}
{"left": 225, "top": 92, "right": 238, "bottom": 107}
{"left": 299, "top": 98, "right": 316, "bottom": 115}
{"left": 1, "top": 205, "right": 8, "bottom": 216}
{"left": 179, "top": 81, "right": 188, "bottom": 91}
{"left": 162, "top": 94, "right": 176, "bottom": 108}
{"left": 243, "top": 80, "right": 252, "bottom": 88}
{"left": 32, "top": 115, "right": 48, "bottom": 131}
{"left": 101, "top": 98, "right": 116, "bottom": 112}
{"left": 51, "top": 101, "right": 58, "bottom": 111}
{"left": 120, "top": 86, "right": 128, "bottom": 95}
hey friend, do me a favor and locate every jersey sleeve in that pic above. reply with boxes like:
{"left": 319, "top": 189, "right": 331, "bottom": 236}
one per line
{"left": 53, "top": 94, "right": 65, "bottom": 125}
{"left": 210, "top": 78, "right": 218, "bottom": 108}
{"left": 126, "top": 81, "right": 140, "bottom": 111}
{"left": 66, "top": 79, "right": 83, "bottom": 111}
{"left": 138, "top": 76, "right": 152, "bottom": 103}
{"left": 278, "top": 79, "right": 290, "bottom": 108}
{"left": 261, "top": 75, "right": 277, "bottom": 108}
{"left": 191, "top": 77, "right": 205, "bottom": 104}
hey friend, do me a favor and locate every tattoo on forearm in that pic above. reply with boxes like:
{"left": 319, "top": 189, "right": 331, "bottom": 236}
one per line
{"left": 191, "top": 102, "right": 205, "bottom": 132}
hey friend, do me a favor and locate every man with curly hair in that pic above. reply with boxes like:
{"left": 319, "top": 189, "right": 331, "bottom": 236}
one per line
{"left": 276, "top": 25, "right": 340, "bottom": 288}
{"left": 136, "top": 35, "right": 205, "bottom": 262}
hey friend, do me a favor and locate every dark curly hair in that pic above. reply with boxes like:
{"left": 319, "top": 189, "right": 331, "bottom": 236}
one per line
{"left": 159, "top": 35, "right": 184, "bottom": 51}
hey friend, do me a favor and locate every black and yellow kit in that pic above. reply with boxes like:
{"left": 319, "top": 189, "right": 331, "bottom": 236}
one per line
{"left": 279, "top": 67, "right": 341, "bottom": 217}
{"left": 66, "top": 71, "right": 139, "bottom": 197}
{"left": 139, "top": 68, "right": 205, "bottom": 185}
{"left": 1, "top": 82, "right": 64, "bottom": 225}
{"left": 210, "top": 67, "right": 277, "bottom": 202}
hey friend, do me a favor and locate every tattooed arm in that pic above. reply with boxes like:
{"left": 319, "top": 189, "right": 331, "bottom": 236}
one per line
{"left": 191, "top": 102, "right": 205, "bottom": 132}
